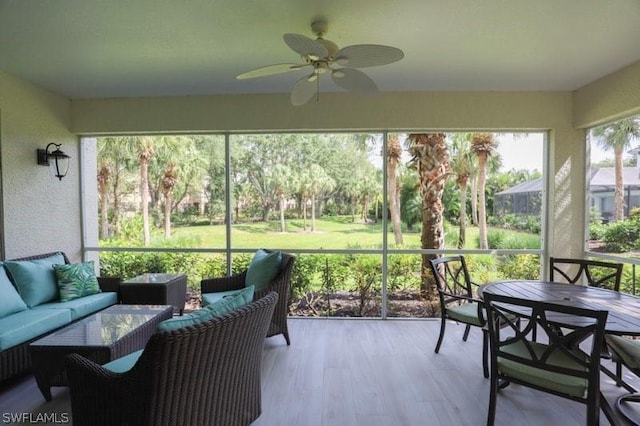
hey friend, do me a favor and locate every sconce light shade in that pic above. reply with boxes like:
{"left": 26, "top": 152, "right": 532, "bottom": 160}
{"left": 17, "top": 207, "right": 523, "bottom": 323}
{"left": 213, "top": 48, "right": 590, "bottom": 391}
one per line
{"left": 37, "top": 143, "right": 71, "bottom": 181}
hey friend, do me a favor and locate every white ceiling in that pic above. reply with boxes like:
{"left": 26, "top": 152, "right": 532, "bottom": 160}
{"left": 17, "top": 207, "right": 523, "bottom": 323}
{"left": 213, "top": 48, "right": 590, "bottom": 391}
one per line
{"left": 1, "top": 0, "right": 640, "bottom": 99}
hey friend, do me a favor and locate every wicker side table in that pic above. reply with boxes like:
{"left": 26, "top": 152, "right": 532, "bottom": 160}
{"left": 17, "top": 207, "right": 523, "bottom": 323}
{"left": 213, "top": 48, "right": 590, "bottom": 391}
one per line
{"left": 120, "top": 273, "right": 187, "bottom": 315}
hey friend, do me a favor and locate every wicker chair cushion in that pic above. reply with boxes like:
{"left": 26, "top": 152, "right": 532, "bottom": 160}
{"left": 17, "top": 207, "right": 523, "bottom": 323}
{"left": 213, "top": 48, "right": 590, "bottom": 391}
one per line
{"left": 0, "top": 265, "right": 27, "bottom": 318}
{"left": 606, "top": 335, "right": 640, "bottom": 369}
{"left": 4, "top": 252, "right": 66, "bottom": 307}
{"left": 498, "top": 340, "right": 588, "bottom": 398}
{"left": 445, "top": 302, "right": 484, "bottom": 327}
{"left": 245, "top": 249, "right": 282, "bottom": 290}
{"left": 103, "top": 349, "right": 144, "bottom": 373}
{"left": 53, "top": 261, "right": 101, "bottom": 302}
{"left": 158, "top": 286, "right": 255, "bottom": 331}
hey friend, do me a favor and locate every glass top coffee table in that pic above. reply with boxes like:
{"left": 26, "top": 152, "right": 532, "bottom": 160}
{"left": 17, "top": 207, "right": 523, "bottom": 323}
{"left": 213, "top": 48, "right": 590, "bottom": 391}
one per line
{"left": 29, "top": 304, "right": 173, "bottom": 401}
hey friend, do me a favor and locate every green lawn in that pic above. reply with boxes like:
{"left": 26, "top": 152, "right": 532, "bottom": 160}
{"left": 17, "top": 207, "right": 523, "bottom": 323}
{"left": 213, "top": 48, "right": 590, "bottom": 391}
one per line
{"left": 172, "top": 216, "right": 540, "bottom": 250}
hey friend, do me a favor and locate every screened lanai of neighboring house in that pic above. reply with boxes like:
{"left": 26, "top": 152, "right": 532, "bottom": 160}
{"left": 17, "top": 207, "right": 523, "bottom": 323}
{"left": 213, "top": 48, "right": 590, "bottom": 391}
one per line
{"left": 496, "top": 167, "right": 640, "bottom": 220}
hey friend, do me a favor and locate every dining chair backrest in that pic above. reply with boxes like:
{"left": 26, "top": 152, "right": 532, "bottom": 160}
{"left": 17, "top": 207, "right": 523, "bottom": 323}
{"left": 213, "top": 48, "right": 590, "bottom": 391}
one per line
{"left": 550, "top": 257, "right": 623, "bottom": 291}
{"left": 428, "top": 255, "right": 474, "bottom": 303}
{"left": 483, "top": 291, "right": 608, "bottom": 425}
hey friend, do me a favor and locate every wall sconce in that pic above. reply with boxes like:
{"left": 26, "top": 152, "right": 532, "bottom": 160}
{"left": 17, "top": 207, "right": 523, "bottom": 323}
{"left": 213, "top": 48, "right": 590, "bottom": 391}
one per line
{"left": 37, "top": 143, "right": 71, "bottom": 181}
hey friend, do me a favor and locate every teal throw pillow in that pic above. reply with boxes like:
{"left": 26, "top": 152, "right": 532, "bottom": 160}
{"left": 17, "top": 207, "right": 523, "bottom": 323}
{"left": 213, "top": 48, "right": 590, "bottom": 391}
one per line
{"left": 204, "top": 285, "right": 255, "bottom": 316}
{"left": 245, "top": 249, "right": 282, "bottom": 291}
{"left": 53, "top": 261, "right": 101, "bottom": 302}
{"left": 4, "top": 252, "right": 66, "bottom": 307}
{"left": 0, "top": 265, "right": 28, "bottom": 318}
{"left": 157, "top": 286, "right": 254, "bottom": 332}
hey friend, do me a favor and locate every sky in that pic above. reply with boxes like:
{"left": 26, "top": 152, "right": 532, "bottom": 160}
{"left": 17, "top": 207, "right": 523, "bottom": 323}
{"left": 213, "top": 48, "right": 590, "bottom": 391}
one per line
{"left": 496, "top": 133, "right": 544, "bottom": 172}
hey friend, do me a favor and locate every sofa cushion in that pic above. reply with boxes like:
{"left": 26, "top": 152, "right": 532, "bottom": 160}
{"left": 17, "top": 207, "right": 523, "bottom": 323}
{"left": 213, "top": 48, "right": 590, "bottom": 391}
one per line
{"left": 53, "top": 261, "right": 101, "bottom": 302}
{"left": 0, "top": 308, "right": 71, "bottom": 351}
{"left": 158, "top": 286, "right": 254, "bottom": 332}
{"left": 4, "top": 252, "right": 66, "bottom": 307}
{"left": 33, "top": 292, "right": 117, "bottom": 321}
{"left": 201, "top": 289, "right": 245, "bottom": 307}
{"left": 103, "top": 349, "right": 144, "bottom": 373}
{"left": 0, "top": 265, "right": 28, "bottom": 319}
{"left": 245, "top": 249, "right": 282, "bottom": 291}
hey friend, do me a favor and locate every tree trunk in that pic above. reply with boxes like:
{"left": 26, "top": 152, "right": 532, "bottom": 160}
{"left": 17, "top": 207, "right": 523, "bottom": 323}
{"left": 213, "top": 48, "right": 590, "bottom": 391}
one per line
{"left": 477, "top": 153, "right": 488, "bottom": 249}
{"left": 470, "top": 177, "right": 478, "bottom": 226}
{"left": 458, "top": 179, "right": 468, "bottom": 248}
{"left": 311, "top": 193, "right": 317, "bottom": 232}
{"left": 302, "top": 196, "right": 308, "bottom": 231}
{"left": 614, "top": 146, "right": 625, "bottom": 221}
{"left": 164, "top": 193, "right": 172, "bottom": 238}
{"left": 279, "top": 192, "right": 286, "bottom": 232}
{"left": 387, "top": 149, "right": 404, "bottom": 245}
{"left": 140, "top": 158, "right": 151, "bottom": 246}
{"left": 408, "top": 133, "right": 450, "bottom": 298}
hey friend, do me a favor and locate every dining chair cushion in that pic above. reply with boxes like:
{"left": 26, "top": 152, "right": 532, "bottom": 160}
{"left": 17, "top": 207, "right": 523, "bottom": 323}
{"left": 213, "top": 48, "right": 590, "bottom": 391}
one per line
{"left": 498, "top": 340, "right": 588, "bottom": 398}
{"left": 446, "top": 302, "right": 484, "bottom": 326}
{"left": 605, "top": 335, "right": 640, "bottom": 369}
{"left": 245, "top": 249, "right": 282, "bottom": 291}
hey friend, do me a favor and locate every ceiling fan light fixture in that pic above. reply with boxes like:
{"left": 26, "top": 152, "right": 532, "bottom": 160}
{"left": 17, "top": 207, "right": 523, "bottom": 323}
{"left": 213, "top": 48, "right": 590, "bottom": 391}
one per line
{"left": 237, "top": 19, "right": 404, "bottom": 106}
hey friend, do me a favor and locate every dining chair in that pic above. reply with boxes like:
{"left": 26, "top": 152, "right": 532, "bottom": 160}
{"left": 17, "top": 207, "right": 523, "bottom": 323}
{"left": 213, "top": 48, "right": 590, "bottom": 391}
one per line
{"left": 550, "top": 257, "right": 623, "bottom": 291}
{"left": 428, "top": 255, "right": 489, "bottom": 378}
{"left": 604, "top": 335, "right": 640, "bottom": 424}
{"left": 484, "top": 292, "right": 613, "bottom": 426}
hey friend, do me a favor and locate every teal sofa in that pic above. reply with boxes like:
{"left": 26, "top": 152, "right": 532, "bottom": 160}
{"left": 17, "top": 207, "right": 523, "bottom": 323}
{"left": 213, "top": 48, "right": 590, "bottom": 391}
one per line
{"left": 0, "top": 252, "right": 118, "bottom": 383}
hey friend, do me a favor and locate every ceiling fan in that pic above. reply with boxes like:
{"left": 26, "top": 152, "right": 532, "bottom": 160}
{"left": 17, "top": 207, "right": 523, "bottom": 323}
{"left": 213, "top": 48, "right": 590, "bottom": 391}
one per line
{"left": 236, "top": 19, "right": 404, "bottom": 106}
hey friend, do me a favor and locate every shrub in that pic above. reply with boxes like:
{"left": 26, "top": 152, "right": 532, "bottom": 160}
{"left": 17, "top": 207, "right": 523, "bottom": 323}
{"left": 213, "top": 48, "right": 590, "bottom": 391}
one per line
{"left": 602, "top": 219, "right": 640, "bottom": 252}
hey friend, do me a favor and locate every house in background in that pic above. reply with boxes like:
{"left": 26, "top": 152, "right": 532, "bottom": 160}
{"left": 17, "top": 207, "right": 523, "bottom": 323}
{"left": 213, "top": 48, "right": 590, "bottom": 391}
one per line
{"left": 495, "top": 168, "right": 640, "bottom": 221}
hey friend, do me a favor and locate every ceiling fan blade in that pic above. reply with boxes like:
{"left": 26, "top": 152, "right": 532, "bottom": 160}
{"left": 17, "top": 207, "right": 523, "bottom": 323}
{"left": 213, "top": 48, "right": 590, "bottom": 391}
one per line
{"left": 331, "top": 68, "right": 378, "bottom": 93}
{"left": 334, "top": 44, "right": 404, "bottom": 68}
{"left": 283, "top": 33, "right": 328, "bottom": 60}
{"left": 290, "top": 73, "right": 318, "bottom": 106}
{"left": 236, "top": 63, "right": 308, "bottom": 80}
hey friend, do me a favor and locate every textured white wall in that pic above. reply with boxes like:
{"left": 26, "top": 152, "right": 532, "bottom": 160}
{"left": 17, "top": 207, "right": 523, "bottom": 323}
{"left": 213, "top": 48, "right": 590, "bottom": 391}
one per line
{"left": 574, "top": 60, "right": 640, "bottom": 128}
{"left": 0, "top": 72, "right": 81, "bottom": 261}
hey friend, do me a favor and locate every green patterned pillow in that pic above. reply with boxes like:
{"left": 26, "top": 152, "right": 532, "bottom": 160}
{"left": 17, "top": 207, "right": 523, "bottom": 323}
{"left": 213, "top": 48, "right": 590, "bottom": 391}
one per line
{"left": 53, "top": 261, "right": 101, "bottom": 302}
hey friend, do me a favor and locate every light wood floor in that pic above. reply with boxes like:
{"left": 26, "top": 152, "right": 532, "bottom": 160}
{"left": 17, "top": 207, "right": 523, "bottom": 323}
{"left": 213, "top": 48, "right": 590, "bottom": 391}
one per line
{"left": 2, "top": 318, "right": 640, "bottom": 425}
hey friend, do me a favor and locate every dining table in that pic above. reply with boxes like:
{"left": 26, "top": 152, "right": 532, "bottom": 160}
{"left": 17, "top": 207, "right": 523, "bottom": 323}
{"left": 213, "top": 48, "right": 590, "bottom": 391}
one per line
{"left": 481, "top": 280, "right": 640, "bottom": 425}
{"left": 480, "top": 280, "right": 640, "bottom": 336}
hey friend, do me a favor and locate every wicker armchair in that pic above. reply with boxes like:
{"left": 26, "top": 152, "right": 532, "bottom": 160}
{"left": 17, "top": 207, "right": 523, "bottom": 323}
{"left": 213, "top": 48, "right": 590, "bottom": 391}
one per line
{"left": 201, "top": 251, "right": 295, "bottom": 345}
{"left": 65, "top": 292, "right": 278, "bottom": 426}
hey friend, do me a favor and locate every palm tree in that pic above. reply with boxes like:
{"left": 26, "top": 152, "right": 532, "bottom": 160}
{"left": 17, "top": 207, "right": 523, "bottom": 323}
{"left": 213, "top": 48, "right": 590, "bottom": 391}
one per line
{"left": 592, "top": 117, "right": 640, "bottom": 221}
{"left": 97, "top": 160, "right": 110, "bottom": 238}
{"left": 161, "top": 163, "right": 178, "bottom": 238}
{"left": 471, "top": 133, "right": 497, "bottom": 250}
{"left": 387, "top": 134, "right": 404, "bottom": 245}
{"left": 406, "top": 133, "right": 451, "bottom": 297}
{"left": 308, "top": 164, "right": 335, "bottom": 232}
{"left": 136, "top": 137, "right": 155, "bottom": 246}
{"left": 449, "top": 133, "right": 474, "bottom": 248}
